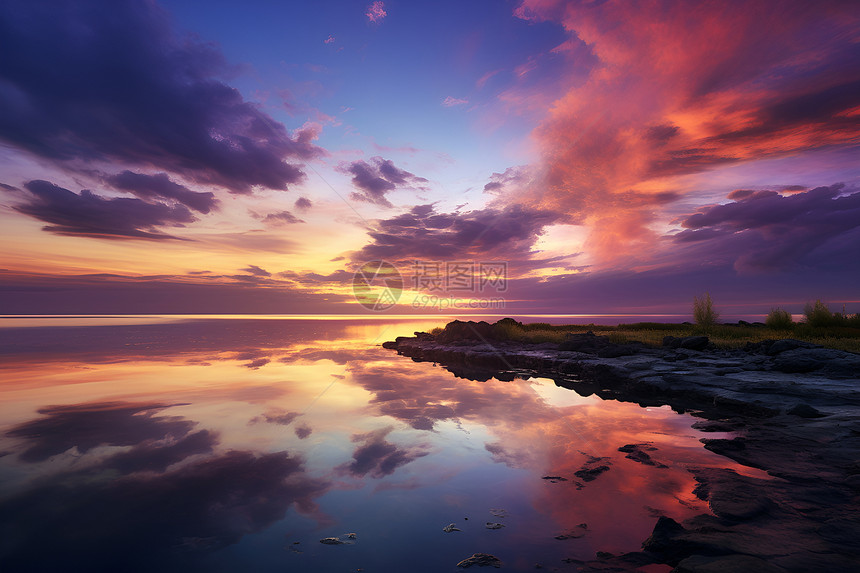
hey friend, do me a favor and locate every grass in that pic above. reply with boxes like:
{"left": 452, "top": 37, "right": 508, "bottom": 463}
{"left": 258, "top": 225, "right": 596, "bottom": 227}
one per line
{"left": 479, "top": 320, "right": 860, "bottom": 353}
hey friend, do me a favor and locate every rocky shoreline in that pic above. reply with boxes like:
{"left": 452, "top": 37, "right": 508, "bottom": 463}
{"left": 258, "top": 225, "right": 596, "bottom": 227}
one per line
{"left": 383, "top": 320, "right": 860, "bottom": 572}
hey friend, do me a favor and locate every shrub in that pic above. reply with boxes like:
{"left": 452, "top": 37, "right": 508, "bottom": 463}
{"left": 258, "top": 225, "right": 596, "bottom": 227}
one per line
{"left": 804, "top": 300, "right": 835, "bottom": 327}
{"left": 693, "top": 293, "right": 719, "bottom": 328}
{"left": 765, "top": 307, "right": 793, "bottom": 330}
{"left": 429, "top": 327, "right": 444, "bottom": 336}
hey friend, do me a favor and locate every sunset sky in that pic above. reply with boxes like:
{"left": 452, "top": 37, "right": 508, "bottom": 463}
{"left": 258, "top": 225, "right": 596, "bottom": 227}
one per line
{"left": 1, "top": 0, "right": 859, "bottom": 315}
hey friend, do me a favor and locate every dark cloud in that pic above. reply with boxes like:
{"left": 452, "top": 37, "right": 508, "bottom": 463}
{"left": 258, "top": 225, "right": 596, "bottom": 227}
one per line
{"left": 0, "top": 0, "right": 320, "bottom": 192}
{"left": 355, "top": 203, "right": 560, "bottom": 262}
{"left": 294, "top": 196, "right": 312, "bottom": 210}
{"left": 241, "top": 265, "right": 271, "bottom": 277}
{"left": 101, "top": 430, "right": 217, "bottom": 474}
{"left": 339, "top": 426, "right": 428, "bottom": 478}
{"left": 5, "top": 401, "right": 195, "bottom": 463}
{"left": 674, "top": 184, "right": 860, "bottom": 272}
{"left": 0, "top": 449, "right": 328, "bottom": 572}
{"left": 341, "top": 156, "right": 428, "bottom": 207}
{"left": 13, "top": 180, "right": 196, "bottom": 240}
{"left": 295, "top": 424, "right": 313, "bottom": 439}
{"left": 107, "top": 171, "right": 217, "bottom": 213}
{"left": 262, "top": 210, "right": 305, "bottom": 225}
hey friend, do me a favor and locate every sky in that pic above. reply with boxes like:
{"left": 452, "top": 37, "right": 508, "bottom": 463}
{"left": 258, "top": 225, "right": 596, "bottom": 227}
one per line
{"left": 1, "top": 0, "right": 859, "bottom": 316}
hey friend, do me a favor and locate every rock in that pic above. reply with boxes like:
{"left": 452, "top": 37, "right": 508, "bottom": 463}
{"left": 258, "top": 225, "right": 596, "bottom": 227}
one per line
{"left": 437, "top": 320, "right": 495, "bottom": 343}
{"left": 485, "top": 522, "right": 504, "bottom": 529}
{"left": 772, "top": 348, "right": 844, "bottom": 373}
{"left": 541, "top": 475, "right": 568, "bottom": 482}
{"left": 787, "top": 403, "right": 827, "bottom": 418}
{"left": 662, "top": 336, "right": 681, "bottom": 349}
{"left": 443, "top": 523, "right": 461, "bottom": 533}
{"left": 675, "top": 554, "right": 786, "bottom": 573}
{"left": 319, "top": 537, "right": 345, "bottom": 545}
{"left": 346, "top": 532, "right": 357, "bottom": 539}
{"left": 765, "top": 339, "right": 817, "bottom": 356}
{"left": 555, "top": 523, "right": 588, "bottom": 540}
{"left": 618, "top": 443, "right": 667, "bottom": 467}
{"left": 680, "top": 336, "right": 710, "bottom": 350}
{"left": 595, "top": 551, "right": 614, "bottom": 559}
{"left": 489, "top": 508, "right": 509, "bottom": 518}
{"left": 456, "top": 553, "right": 502, "bottom": 568}
{"left": 574, "top": 465, "right": 610, "bottom": 482}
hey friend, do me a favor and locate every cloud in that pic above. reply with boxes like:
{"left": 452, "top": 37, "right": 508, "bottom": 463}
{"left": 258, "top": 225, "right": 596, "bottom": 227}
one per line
{"left": 0, "top": 0, "right": 321, "bottom": 192}
{"left": 101, "top": 429, "right": 217, "bottom": 474}
{"left": 240, "top": 265, "right": 271, "bottom": 277}
{"left": 294, "top": 196, "right": 313, "bottom": 211}
{"left": 483, "top": 165, "right": 533, "bottom": 193}
{"left": 354, "top": 203, "right": 561, "bottom": 264}
{"left": 261, "top": 210, "right": 305, "bottom": 225}
{"left": 295, "top": 424, "right": 313, "bottom": 439}
{"left": 5, "top": 401, "right": 196, "bottom": 463}
{"left": 251, "top": 409, "right": 302, "bottom": 426}
{"left": 341, "top": 157, "right": 428, "bottom": 207}
{"left": 508, "top": 0, "right": 860, "bottom": 266}
{"left": 673, "top": 184, "right": 860, "bottom": 272}
{"left": 106, "top": 171, "right": 218, "bottom": 214}
{"left": 339, "top": 426, "right": 428, "bottom": 478}
{"left": 12, "top": 180, "right": 196, "bottom": 240}
{"left": 0, "top": 448, "right": 328, "bottom": 571}
{"left": 366, "top": 1, "right": 387, "bottom": 23}
{"left": 324, "top": 35, "right": 335, "bottom": 44}
{"left": 442, "top": 96, "right": 468, "bottom": 107}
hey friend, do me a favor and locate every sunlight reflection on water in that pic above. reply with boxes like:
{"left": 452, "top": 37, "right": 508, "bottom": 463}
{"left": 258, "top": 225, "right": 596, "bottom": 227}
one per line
{"left": 0, "top": 317, "right": 762, "bottom": 572}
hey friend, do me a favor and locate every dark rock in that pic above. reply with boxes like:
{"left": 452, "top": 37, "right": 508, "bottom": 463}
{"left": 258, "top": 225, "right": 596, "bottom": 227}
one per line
{"left": 618, "top": 444, "right": 668, "bottom": 468}
{"left": 456, "top": 553, "right": 502, "bottom": 568}
{"left": 437, "top": 320, "right": 495, "bottom": 343}
{"left": 641, "top": 516, "right": 685, "bottom": 555}
{"left": 574, "top": 465, "right": 610, "bottom": 482}
{"left": 772, "top": 348, "right": 845, "bottom": 373}
{"left": 555, "top": 523, "right": 588, "bottom": 540}
{"left": 595, "top": 551, "right": 614, "bottom": 559}
{"left": 319, "top": 537, "right": 345, "bottom": 545}
{"left": 680, "top": 336, "right": 710, "bottom": 350}
{"left": 787, "top": 404, "right": 827, "bottom": 418}
{"left": 663, "top": 336, "right": 682, "bottom": 349}
{"left": 765, "top": 339, "right": 817, "bottom": 356}
{"left": 541, "top": 475, "right": 568, "bottom": 482}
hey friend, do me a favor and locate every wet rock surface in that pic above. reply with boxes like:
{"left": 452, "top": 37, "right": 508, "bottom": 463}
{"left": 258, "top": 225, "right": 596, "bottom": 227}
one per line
{"left": 385, "top": 322, "right": 860, "bottom": 572}
{"left": 456, "top": 552, "right": 502, "bottom": 568}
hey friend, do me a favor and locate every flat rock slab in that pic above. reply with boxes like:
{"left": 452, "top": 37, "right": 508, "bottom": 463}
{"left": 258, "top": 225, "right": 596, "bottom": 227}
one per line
{"left": 457, "top": 553, "right": 502, "bottom": 568}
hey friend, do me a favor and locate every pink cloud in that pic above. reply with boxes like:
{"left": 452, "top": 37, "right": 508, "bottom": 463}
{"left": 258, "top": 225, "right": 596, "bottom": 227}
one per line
{"left": 442, "top": 96, "right": 468, "bottom": 107}
{"left": 504, "top": 0, "right": 860, "bottom": 268}
{"left": 366, "top": 1, "right": 387, "bottom": 23}
{"left": 324, "top": 35, "right": 335, "bottom": 44}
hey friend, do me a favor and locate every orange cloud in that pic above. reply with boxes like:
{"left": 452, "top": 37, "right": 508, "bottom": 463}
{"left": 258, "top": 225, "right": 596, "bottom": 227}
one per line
{"left": 506, "top": 0, "right": 860, "bottom": 267}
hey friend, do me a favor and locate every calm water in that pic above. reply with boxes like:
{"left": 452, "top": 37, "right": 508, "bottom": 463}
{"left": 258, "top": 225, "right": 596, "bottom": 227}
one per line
{"left": 0, "top": 317, "right": 762, "bottom": 572}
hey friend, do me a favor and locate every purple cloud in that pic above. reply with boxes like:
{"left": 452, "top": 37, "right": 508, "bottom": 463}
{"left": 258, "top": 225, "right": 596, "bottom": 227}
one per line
{"left": 355, "top": 203, "right": 560, "bottom": 262}
{"left": 294, "top": 197, "right": 313, "bottom": 211}
{"left": 0, "top": 0, "right": 320, "bottom": 192}
{"left": 339, "top": 426, "right": 427, "bottom": 478}
{"left": 341, "top": 157, "right": 428, "bottom": 208}
{"left": 675, "top": 184, "right": 860, "bottom": 272}
{"left": 107, "top": 171, "right": 217, "bottom": 214}
{"left": 13, "top": 180, "right": 196, "bottom": 240}
{"left": 261, "top": 211, "right": 305, "bottom": 225}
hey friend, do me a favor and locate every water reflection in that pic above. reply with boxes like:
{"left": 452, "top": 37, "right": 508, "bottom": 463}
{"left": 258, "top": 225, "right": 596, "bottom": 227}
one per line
{"left": 0, "top": 317, "right": 759, "bottom": 572}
